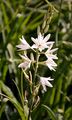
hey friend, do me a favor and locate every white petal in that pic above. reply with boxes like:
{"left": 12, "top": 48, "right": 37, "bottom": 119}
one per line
{"left": 40, "top": 77, "right": 53, "bottom": 92}
{"left": 46, "top": 54, "right": 58, "bottom": 60}
{"left": 31, "top": 44, "right": 37, "bottom": 49}
{"left": 50, "top": 48, "right": 58, "bottom": 53}
{"left": 18, "top": 62, "right": 28, "bottom": 68}
{"left": 19, "top": 36, "right": 27, "bottom": 44}
{"left": 46, "top": 77, "right": 54, "bottom": 81}
{"left": 47, "top": 64, "right": 55, "bottom": 71}
{"left": 46, "top": 80, "right": 53, "bottom": 87}
{"left": 46, "top": 41, "right": 54, "bottom": 45}
{"left": 44, "top": 34, "right": 51, "bottom": 42}
{"left": 38, "top": 32, "right": 43, "bottom": 42}
{"left": 16, "top": 44, "right": 29, "bottom": 50}
{"left": 49, "top": 55, "right": 58, "bottom": 59}
{"left": 42, "top": 85, "right": 47, "bottom": 92}
{"left": 48, "top": 43, "right": 54, "bottom": 51}
{"left": 18, "top": 61, "right": 31, "bottom": 70}
{"left": 17, "top": 36, "right": 30, "bottom": 50}
{"left": 31, "top": 37, "right": 37, "bottom": 44}
{"left": 48, "top": 59, "right": 57, "bottom": 66}
{"left": 19, "top": 54, "right": 31, "bottom": 63}
{"left": 45, "top": 59, "right": 57, "bottom": 71}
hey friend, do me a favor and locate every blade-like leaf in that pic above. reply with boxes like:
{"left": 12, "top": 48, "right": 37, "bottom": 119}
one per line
{"left": 0, "top": 81, "right": 26, "bottom": 120}
{"left": 42, "top": 104, "right": 57, "bottom": 120}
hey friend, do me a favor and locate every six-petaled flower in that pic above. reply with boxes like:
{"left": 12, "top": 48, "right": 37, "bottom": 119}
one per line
{"left": 40, "top": 77, "right": 53, "bottom": 92}
{"left": 31, "top": 32, "right": 54, "bottom": 52}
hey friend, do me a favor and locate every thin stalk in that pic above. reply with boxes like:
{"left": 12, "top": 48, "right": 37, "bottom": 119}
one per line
{"left": 28, "top": 51, "right": 40, "bottom": 119}
{"left": 55, "top": 0, "right": 63, "bottom": 46}
{"left": 33, "top": 51, "right": 40, "bottom": 85}
{"left": 21, "top": 71, "right": 25, "bottom": 111}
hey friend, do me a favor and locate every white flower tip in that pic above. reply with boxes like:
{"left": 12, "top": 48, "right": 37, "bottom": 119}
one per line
{"left": 56, "top": 48, "right": 58, "bottom": 50}
{"left": 48, "top": 34, "right": 51, "bottom": 39}
{"left": 31, "top": 37, "right": 36, "bottom": 43}
{"left": 38, "top": 32, "right": 41, "bottom": 35}
{"left": 18, "top": 64, "right": 21, "bottom": 68}
{"left": 50, "top": 84, "right": 53, "bottom": 87}
{"left": 48, "top": 77, "right": 54, "bottom": 81}
{"left": 51, "top": 68, "right": 56, "bottom": 71}
{"left": 19, "top": 36, "right": 26, "bottom": 43}
{"left": 20, "top": 35, "right": 24, "bottom": 40}
{"left": 19, "top": 37, "right": 22, "bottom": 41}
{"left": 31, "top": 37, "right": 33, "bottom": 40}
{"left": 16, "top": 45, "right": 19, "bottom": 48}
{"left": 22, "top": 35, "right": 24, "bottom": 38}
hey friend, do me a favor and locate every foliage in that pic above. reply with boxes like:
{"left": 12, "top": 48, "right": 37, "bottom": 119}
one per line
{"left": 0, "top": 0, "right": 72, "bottom": 120}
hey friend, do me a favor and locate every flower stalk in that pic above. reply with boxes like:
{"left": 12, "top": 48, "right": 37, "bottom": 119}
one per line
{"left": 16, "top": 31, "right": 58, "bottom": 119}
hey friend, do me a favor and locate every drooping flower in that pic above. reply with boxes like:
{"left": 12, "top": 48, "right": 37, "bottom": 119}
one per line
{"left": 18, "top": 54, "right": 31, "bottom": 70}
{"left": 31, "top": 32, "right": 54, "bottom": 52}
{"left": 40, "top": 77, "right": 53, "bottom": 92}
{"left": 16, "top": 36, "right": 30, "bottom": 50}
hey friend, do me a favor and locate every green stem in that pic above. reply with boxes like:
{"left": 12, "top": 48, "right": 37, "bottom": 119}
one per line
{"left": 33, "top": 51, "right": 40, "bottom": 84}
{"left": 29, "top": 51, "right": 40, "bottom": 119}
{"left": 21, "top": 71, "right": 25, "bottom": 111}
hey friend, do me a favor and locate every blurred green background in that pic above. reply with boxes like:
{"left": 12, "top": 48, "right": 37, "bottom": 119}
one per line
{"left": 0, "top": 0, "right": 72, "bottom": 120}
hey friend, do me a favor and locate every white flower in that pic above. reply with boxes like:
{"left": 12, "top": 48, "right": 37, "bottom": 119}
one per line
{"left": 40, "top": 77, "right": 53, "bottom": 92}
{"left": 42, "top": 43, "right": 58, "bottom": 71}
{"left": 45, "top": 43, "right": 58, "bottom": 60}
{"left": 45, "top": 58, "right": 57, "bottom": 71}
{"left": 31, "top": 32, "right": 54, "bottom": 52}
{"left": 16, "top": 36, "right": 30, "bottom": 50}
{"left": 18, "top": 54, "right": 31, "bottom": 70}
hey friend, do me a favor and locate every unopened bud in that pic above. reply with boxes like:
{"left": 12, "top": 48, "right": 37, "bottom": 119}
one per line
{"left": 42, "top": 20, "right": 46, "bottom": 29}
{"left": 23, "top": 71, "right": 29, "bottom": 79}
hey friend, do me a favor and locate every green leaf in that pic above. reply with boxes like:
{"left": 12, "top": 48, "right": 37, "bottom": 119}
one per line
{"left": 42, "top": 104, "right": 57, "bottom": 120}
{"left": 0, "top": 81, "right": 26, "bottom": 120}
{"left": 20, "top": 12, "right": 32, "bottom": 29}
{"left": 0, "top": 103, "right": 6, "bottom": 118}
{"left": 1, "top": 3, "right": 10, "bottom": 33}
{"left": 64, "top": 107, "right": 72, "bottom": 119}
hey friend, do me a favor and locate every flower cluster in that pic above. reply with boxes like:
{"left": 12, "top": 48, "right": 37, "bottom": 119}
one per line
{"left": 17, "top": 32, "right": 58, "bottom": 92}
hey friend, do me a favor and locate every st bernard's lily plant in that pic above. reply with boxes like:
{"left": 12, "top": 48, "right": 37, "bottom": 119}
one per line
{"left": 16, "top": 32, "right": 58, "bottom": 119}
